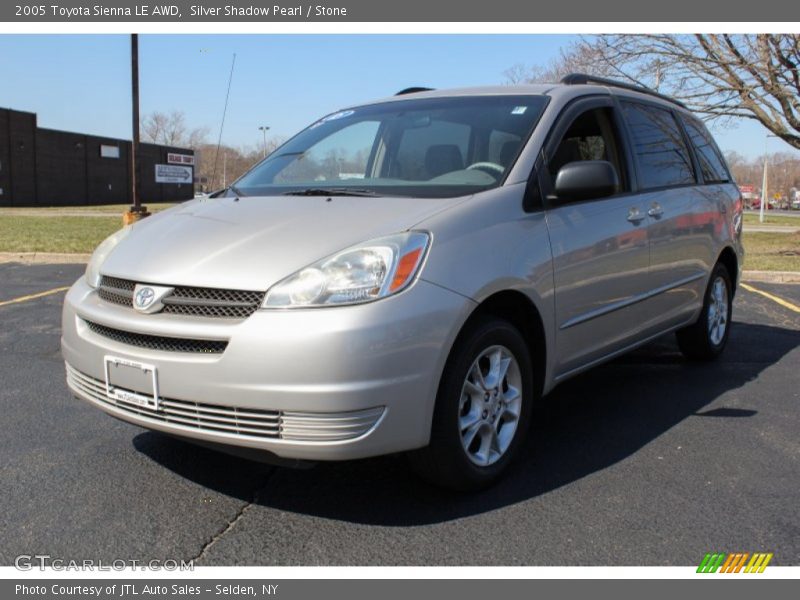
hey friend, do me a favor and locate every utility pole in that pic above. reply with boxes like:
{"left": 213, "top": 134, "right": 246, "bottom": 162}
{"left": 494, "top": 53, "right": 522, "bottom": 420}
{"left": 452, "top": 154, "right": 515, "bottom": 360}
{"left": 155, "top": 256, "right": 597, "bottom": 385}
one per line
{"left": 259, "top": 125, "right": 270, "bottom": 158}
{"left": 760, "top": 134, "right": 778, "bottom": 223}
{"left": 125, "top": 33, "right": 149, "bottom": 225}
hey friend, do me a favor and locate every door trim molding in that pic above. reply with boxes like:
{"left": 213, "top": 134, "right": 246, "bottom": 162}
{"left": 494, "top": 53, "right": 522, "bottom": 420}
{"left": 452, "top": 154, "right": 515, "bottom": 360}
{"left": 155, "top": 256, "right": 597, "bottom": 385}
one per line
{"left": 559, "top": 271, "right": 706, "bottom": 331}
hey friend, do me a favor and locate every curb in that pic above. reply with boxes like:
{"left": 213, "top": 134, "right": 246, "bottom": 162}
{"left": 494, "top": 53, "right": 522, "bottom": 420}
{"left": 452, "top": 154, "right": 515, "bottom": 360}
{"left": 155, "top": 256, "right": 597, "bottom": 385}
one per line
{"left": 0, "top": 252, "right": 91, "bottom": 264}
{"left": 742, "top": 270, "right": 800, "bottom": 284}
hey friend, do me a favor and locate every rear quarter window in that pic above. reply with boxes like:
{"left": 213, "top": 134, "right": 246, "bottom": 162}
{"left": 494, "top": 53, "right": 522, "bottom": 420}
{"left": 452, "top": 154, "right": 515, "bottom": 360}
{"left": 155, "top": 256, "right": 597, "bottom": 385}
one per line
{"left": 681, "top": 116, "right": 731, "bottom": 184}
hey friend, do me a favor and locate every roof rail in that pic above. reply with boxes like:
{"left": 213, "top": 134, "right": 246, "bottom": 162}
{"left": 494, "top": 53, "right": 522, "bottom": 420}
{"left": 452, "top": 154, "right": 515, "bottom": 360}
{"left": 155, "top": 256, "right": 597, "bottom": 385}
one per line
{"left": 395, "top": 87, "right": 435, "bottom": 96}
{"left": 560, "top": 73, "right": 686, "bottom": 109}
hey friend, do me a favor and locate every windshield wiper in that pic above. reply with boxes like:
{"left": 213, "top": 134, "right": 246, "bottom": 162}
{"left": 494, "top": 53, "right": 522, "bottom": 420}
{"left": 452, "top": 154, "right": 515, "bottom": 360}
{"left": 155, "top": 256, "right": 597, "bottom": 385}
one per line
{"left": 282, "top": 187, "right": 381, "bottom": 197}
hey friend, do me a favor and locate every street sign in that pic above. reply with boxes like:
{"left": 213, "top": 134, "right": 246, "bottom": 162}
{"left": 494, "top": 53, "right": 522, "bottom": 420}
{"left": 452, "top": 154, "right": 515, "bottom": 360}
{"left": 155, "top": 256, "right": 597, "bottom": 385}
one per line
{"left": 167, "top": 152, "right": 194, "bottom": 165}
{"left": 155, "top": 164, "right": 193, "bottom": 184}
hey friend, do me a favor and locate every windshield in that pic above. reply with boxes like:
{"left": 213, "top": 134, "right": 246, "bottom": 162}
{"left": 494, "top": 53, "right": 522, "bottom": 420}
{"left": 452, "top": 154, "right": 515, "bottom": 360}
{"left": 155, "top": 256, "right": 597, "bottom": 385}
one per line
{"left": 232, "top": 95, "right": 548, "bottom": 199}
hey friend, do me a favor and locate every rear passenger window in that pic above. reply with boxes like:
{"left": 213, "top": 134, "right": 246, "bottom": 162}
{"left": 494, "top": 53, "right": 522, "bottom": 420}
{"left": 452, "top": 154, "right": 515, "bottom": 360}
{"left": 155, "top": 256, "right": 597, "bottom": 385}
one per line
{"left": 621, "top": 102, "right": 696, "bottom": 190}
{"left": 682, "top": 117, "right": 730, "bottom": 183}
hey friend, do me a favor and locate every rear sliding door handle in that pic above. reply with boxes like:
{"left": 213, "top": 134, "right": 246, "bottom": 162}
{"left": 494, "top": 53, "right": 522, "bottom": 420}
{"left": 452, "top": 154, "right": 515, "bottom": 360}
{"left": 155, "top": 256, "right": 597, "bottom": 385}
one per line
{"left": 627, "top": 207, "right": 645, "bottom": 223}
{"left": 647, "top": 203, "right": 664, "bottom": 218}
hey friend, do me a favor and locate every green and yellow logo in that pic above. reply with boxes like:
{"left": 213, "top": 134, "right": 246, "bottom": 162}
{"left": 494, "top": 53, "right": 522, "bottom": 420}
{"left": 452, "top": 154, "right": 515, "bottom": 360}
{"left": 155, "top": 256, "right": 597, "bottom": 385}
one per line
{"left": 697, "top": 552, "right": 773, "bottom": 573}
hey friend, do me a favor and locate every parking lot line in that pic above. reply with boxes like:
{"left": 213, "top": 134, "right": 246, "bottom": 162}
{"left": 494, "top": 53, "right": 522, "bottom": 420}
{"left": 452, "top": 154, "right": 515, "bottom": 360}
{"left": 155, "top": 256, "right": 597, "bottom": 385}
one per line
{"left": 741, "top": 283, "right": 800, "bottom": 314}
{"left": 0, "top": 286, "right": 70, "bottom": 308}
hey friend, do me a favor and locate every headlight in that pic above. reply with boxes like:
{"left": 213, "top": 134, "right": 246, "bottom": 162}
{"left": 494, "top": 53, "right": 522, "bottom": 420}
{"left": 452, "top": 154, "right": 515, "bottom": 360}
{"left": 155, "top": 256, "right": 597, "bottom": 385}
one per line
{"left": 85, "top": 226, "right": 131, "bottom": 288}
{"left": 263, "top": 231, "right": 430, "bottom": 308}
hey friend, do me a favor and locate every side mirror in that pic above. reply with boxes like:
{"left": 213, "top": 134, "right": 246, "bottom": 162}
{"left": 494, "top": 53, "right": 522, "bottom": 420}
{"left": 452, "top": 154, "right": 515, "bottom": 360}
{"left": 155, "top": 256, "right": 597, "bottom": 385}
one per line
{"left": 554, "top": 160, "right": 619, "bottom": 202}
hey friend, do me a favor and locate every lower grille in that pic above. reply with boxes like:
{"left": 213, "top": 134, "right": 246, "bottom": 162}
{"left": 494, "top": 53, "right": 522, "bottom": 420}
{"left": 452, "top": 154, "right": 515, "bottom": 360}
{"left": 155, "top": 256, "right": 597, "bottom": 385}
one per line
{"left": 84, "top": 320, "right": 228, "bottom": 354}
{"left": 66, "top": 363, "right": 385, "bottom": 442}
{"left": 98, "top": 276, "right": 265, "bottom": 319}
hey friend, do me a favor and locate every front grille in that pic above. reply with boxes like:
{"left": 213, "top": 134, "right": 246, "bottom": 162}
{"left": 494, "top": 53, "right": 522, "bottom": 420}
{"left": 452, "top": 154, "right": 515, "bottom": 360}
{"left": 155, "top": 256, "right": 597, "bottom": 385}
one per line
{"left": 84, "top": 320, "right": 228, "bottom": 354}
{"left": 163, "top": 287, "right": 264, "bottom": 319}
{"left": 98, "top": 276, "right": 265, "bottom": 319}
{"left": 97, "top": 276, "right": 136, "bottom": 307}
{"left": 66, "top": 363, "right": 385, "bottom": 442}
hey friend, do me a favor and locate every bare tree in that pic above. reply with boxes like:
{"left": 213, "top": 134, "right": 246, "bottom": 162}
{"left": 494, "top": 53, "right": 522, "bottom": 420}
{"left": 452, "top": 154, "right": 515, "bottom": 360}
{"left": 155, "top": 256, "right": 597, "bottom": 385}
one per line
{"left": 503, "top": 42, "right": 615, "bottom": 84}
{"left": 141, "top": 110, "right": 209, "bottom": 149}
{"left": 160, "top": 110, "right": 187, "bottom": 146}
{"left": 141, "top": 111, "right": 169, "bottom": 145}
{"left": 194, "top": 137, "right": 283, "bottom": 192}
{"left": 508, "top": 35, "right": 800, "bottom": 150}
{"left": 575, "top": 35, "right": 800, "bottom": 150}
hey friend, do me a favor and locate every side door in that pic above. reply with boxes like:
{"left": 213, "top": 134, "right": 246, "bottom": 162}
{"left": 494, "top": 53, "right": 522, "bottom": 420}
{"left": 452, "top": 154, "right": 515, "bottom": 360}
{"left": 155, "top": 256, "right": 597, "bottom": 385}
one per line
{"left": 542, "top": 97, "right": 651, "bottom": 378}
{"left": 617, "top": 100, "right": 712, "bottom": 331}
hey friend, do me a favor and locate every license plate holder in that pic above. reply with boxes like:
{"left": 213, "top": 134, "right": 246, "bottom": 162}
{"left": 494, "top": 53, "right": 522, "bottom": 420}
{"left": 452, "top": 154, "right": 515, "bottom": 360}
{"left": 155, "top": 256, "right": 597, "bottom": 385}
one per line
{"left": 104, "top": 355, "right": 160, "bottom": 411}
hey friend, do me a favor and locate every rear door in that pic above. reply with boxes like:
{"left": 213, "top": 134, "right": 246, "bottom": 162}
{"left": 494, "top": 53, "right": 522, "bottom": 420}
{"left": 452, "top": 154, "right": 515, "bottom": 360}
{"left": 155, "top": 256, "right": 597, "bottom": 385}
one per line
{"left": 543, "top": 97, "right": 651, "bottom": 377}
{"left": 618, "top": 100, "right": 714, "bottom": 330}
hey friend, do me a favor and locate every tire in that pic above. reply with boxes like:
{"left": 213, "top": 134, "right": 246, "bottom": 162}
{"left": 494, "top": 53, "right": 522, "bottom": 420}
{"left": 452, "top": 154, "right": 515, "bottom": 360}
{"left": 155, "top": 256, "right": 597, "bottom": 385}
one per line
{"left": 676, "top": 263, "right": 733, "bottom": 361}
{"left": 409, "top": 317, "right": 535, "bottom": 491}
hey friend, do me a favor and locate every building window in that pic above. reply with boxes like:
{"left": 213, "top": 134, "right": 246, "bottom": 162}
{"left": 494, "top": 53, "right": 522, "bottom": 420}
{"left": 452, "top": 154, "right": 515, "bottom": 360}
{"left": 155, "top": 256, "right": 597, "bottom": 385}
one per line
{"left": 100, "top": 145, "right": 120, "bottom": 159}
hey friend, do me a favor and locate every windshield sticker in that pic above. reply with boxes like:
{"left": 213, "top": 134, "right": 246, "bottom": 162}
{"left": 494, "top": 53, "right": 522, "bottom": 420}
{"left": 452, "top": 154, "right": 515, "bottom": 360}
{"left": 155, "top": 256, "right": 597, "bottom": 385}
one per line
{"left": 322, "top": 109, "right": 355, "bottom": 122}
{"left": 309, "top": 109, "right": 355, "bottom": 129}
{"left": 511, "top": 106, "right": 528, "bottom": 115}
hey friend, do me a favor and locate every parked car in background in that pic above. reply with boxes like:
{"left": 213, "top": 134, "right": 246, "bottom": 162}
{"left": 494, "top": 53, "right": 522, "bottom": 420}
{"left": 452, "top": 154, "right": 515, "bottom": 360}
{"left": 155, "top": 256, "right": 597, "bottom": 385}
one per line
{"left": 751, "top": 197, "right": 776, "bottom": 211}
{"left": 62, "top": 75, "right": 744, "bottom": 490}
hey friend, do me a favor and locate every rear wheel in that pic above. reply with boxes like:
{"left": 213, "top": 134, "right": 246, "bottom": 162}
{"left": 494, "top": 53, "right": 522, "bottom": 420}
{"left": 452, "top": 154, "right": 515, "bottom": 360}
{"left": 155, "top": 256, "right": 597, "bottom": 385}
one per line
{"left": 676, "top": 263, "right": 733, "bottom": 361}
{"left": 409, "top": 317, "right": 534, "bottom": 491}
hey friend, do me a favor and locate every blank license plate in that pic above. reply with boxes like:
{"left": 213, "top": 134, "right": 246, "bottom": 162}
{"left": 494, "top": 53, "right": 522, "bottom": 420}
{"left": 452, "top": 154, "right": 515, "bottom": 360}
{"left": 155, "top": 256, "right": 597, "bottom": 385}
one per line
{"left": 104, "top": 355, "right": 160, "bottom": 411}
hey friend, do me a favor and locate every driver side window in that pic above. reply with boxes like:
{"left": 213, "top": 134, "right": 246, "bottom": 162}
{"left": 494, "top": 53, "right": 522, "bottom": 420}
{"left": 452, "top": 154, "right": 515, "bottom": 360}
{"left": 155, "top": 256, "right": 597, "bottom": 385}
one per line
{"left": 548, "top": 107, "right": 626, "bottom": 192}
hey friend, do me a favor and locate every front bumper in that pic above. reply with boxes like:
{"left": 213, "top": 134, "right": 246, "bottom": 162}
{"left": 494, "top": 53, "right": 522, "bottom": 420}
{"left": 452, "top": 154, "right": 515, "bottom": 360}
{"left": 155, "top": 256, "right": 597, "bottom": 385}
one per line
{"left": 62, "top": 277, "right": 474, "bottom": 461}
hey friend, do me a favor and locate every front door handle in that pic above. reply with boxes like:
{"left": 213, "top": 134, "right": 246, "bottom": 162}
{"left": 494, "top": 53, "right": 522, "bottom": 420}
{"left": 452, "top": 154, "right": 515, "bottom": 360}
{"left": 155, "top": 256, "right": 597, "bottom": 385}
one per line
{"left": 648, "top": 202, "right": 664, "bottom": 218}
{"left": 627, "top": 207, "right": 645, "bottom": 223}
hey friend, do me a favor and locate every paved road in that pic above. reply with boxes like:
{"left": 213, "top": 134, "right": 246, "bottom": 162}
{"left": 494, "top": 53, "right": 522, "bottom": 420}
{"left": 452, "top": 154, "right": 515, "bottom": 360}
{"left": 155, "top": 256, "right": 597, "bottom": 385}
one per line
{"left": 1, "top": 263, "right": 798, "bottom": 566}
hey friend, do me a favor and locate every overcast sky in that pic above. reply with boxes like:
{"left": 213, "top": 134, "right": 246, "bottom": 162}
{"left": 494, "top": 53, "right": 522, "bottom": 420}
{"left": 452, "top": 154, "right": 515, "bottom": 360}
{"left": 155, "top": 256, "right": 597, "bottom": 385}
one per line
{"left": 0, "top": 34, "right": 797, "bottom": 160}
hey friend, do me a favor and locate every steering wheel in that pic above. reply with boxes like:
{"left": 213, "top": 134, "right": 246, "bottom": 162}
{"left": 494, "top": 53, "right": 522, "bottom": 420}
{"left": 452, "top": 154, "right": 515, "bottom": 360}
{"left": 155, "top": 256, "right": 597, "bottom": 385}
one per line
{"left": 466, "top": 162, "right": 506, "bottom": 177}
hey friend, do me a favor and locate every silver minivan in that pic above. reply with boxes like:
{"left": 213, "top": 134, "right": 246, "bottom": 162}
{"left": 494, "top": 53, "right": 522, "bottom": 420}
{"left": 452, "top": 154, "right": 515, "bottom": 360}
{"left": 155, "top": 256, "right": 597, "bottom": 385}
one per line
{"left": 62, "top": 75, "right": 744, "bottom": 490}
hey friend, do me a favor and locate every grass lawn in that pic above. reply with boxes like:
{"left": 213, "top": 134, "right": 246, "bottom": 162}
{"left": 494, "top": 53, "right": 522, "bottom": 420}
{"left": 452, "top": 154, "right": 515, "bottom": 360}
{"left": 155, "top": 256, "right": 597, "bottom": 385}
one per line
{"left": 0, "top": 202, "right": 177, "bottom": 215}
{"left": 743, "top": 213, "right": 800, "bottom": 227}
{"left": 743, "top": 231, "right": 800, "bottom": 271}
{"left": 0, "top": 216, "right": 122, "bottom": 253}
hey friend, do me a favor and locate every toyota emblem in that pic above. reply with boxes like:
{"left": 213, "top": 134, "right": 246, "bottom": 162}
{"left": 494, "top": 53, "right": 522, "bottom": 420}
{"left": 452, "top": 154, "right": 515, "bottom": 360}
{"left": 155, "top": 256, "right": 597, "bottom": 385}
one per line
{"left": 134, "top": 287, "right": 155, "bottom": 309}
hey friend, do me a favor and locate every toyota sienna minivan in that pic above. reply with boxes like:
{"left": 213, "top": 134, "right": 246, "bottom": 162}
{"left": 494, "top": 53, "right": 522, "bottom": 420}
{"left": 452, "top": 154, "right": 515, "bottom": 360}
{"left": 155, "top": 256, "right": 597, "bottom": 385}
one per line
{"left": 62, "top": 75, "right": 744, "bottom": 490}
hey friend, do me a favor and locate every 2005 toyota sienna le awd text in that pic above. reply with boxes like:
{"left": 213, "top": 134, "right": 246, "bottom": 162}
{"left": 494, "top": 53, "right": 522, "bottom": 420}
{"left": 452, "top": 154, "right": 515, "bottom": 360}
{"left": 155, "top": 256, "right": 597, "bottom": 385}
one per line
{"left": 62, "top": 75, "right": 744, "bottom": 490}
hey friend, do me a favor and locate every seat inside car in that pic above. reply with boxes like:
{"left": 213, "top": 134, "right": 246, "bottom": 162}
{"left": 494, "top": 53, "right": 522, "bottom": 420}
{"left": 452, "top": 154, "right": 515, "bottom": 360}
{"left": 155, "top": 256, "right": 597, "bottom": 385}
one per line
{"left": 499, "top": 140, "right": 522, "bottom": 170}
{"left": 425, "top": 144, "right": 464, "bottom": 178}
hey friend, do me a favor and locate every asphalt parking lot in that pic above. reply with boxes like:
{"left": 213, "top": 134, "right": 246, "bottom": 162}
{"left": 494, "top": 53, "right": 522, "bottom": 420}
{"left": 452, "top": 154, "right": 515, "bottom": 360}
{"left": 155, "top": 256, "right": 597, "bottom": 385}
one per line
{"left": 1, "top": 262, "right": 798, "bottom": 566}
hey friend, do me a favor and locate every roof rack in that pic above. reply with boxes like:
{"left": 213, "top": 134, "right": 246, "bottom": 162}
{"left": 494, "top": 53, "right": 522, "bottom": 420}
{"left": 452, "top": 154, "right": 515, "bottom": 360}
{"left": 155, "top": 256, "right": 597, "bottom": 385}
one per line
{"left": 395, "top": 87, "right": 435, "bottom": 96}
{"left": 560, "top": 73, "right": 686, "bottom": 109}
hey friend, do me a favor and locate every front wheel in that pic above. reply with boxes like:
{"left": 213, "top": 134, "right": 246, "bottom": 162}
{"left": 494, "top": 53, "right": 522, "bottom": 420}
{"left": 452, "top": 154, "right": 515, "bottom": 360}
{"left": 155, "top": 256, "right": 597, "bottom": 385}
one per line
{"left": 676, "top": 264, "right": 733, "bottom": 361}
{"left": 409, "top": 317, "right": 534, "bottom": 491}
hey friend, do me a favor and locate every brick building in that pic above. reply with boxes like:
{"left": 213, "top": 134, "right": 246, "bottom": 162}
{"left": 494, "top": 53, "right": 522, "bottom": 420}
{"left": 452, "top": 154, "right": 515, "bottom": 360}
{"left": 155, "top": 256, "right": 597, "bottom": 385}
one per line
{"left": 0, "top": 107, "right": 194, "bottom": 207}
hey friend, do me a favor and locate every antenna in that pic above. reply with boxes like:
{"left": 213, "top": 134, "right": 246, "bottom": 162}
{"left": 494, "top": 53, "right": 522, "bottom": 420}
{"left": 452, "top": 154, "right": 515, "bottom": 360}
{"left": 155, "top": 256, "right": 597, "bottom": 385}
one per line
{"left": 210, "top": 53, "right": 236, "bottom": 191}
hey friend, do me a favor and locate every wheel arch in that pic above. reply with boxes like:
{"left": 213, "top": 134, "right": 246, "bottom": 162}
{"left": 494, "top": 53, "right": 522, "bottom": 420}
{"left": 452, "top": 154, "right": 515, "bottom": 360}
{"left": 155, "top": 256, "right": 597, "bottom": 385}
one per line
{"left": 457, "top": 289, "right": 548, "bottom": 400}
{"left": 717, "top": 246, "right": 739, "bottom": 293}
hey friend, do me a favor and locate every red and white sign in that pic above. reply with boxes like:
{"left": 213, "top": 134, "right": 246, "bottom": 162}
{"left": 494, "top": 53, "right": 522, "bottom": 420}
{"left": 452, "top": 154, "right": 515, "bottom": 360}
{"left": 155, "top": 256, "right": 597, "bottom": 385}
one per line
{"left": 739, "top": 184, "right": 755, "bottom": 194}
{"left": 167, "top": 153, "right": 194, "bottom": 166}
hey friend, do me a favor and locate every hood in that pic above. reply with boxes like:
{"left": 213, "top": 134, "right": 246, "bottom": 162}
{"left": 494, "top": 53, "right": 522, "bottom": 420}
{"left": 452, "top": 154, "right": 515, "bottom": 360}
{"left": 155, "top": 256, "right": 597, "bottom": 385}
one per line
{"left": 100, "top": 194, "right": 465, "bottom": 290}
